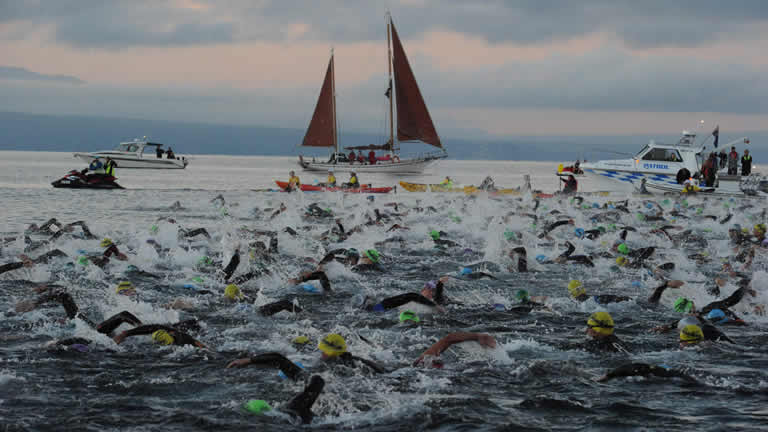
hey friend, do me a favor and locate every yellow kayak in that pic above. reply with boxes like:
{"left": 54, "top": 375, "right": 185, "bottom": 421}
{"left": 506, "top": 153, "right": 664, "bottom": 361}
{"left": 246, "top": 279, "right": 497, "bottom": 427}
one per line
{"left": 399, "top": 181, "right": 468, "bottom": 193}
{"left": 399, "top": 181, "right": 525, "bottom": 196}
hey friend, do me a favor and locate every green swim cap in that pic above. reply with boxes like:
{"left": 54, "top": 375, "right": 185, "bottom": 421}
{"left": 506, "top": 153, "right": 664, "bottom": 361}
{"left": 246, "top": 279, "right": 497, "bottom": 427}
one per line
{"left": 430, "top": 230, "right": 440, "bottom": 241}
{"left": 220, "top": 207, "right": 229, "bottom": 216}
{"left": 198, "top": 256, "right": 213, "bottom": 266}
{"left": 608, "top": 223, "right": 617, "bottom": 231}
{"left": 77, "top": 256, "right": 89, "bottom": 266}
{"left": 149, "top": 225, "right": 159, "bottom": 234}
{"left": 674, "top": 297, "right": 694, "bottom": 313}
{"left": 682, "top": 200, "right": 688, "bottom": 207}
{"left": 399, "top": 310, "right": 420, "bottom": 323}
{"left": 662, "top": 199, "right": 670, "bottom": 205}
{"left": 191, "top": 276, "right": 204, "bottom": 284}
{"left": 617, "top": 243, "right": 629, "bottom": 255}
{"left": 696, "top": 207, "right": 703, "bottom": 214}
{"left": 243, "top": 399, "right": 272, "bottom": 415}
{"left": 364, "top": 249, "right": 380, "bottom": 263}
{"left": 504, "top": 230, "right": 516, "bottom": 241}
{"left": 636, "top": 213, "right": 645, "bottom": 221}
{"left": 515, "top": 289, "right": 529, "bottom": 302}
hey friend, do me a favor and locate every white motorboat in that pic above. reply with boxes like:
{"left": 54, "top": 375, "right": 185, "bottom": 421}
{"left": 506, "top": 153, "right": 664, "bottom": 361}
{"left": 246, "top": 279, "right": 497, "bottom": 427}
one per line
{"left": 644, "top": 174, "right": 768, "bottom": 198}
{"left": 74, "top": 139, "right": 188, "bottom": 169}
{"left": 297, "top": 14, "right": 447, "bottom": 175}
{"left": 580, "top": 130, "right": 750, "bottom": 192}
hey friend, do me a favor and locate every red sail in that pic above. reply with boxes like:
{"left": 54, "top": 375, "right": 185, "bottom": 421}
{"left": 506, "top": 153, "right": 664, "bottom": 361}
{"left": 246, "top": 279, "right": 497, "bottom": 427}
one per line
{"left": 390, "top": 21, "right": 442, "bottom": 148}
{"left": 302, "top": 55, "right": 336, "bottom": 147}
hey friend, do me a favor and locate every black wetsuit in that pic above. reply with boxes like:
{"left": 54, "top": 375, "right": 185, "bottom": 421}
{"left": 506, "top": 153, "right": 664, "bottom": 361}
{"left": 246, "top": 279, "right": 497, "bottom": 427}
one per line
{"left": 601, "top": 363, "right": 695, "bottom": 382}
{"left": 120, "top": 324, "right": 199, "bottom": 347}
{"left": 563, "top": 334, "right": 630, "bottom": 354}
{"left": 365, "top": 293, "right": 437, "bottom": 311}
{"left": 259, "top": 300, "right": 303, "bottom": 316}
{"left": 32, "top": 291, "right": 142, "bottom": 336}
{"left": 538, "top": 220, "right": 571, "bottom": 239}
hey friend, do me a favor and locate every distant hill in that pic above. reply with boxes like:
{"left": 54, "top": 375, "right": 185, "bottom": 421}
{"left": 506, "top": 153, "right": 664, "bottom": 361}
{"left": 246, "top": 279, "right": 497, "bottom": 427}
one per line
{"left": 0, "top": 111, "right": 765, "bottom": 162}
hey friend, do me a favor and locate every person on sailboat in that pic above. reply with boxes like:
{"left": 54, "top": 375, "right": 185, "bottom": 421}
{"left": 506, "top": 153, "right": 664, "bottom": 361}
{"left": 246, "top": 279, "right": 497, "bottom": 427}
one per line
{"left": 440, "top": 177, "right": 454, "bottom": 188}
{"left": 741, "top": 149, "right": 752, "bottom": 176}
{"left": 348, "top": 150, "right": 356, "bottom": 164}
{"left": 560, "top": 174, "right": 577, "bottom": 194}
{"left": 728, "top": 146, "right": 739, "bottom": 175}
{"left": 368, "top": 150, "right": 377, "bottom": 165}
{"left": 286, "top": 171, "right": 301, "bottom": 192}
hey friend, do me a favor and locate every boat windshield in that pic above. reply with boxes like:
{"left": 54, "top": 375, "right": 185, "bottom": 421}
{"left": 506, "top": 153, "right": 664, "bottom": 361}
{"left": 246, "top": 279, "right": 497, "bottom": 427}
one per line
{"left": 116, "top": 143, "right": 140, "bottom": 152}
{"left": 641, "top": 148, "right": 682, "bottom": 162}
{"left": 635, "top": 145, "right": 649, "bottom": 159}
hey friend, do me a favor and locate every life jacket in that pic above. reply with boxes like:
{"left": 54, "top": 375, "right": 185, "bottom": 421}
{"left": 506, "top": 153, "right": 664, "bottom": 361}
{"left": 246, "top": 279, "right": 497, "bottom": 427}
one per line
{"left": 289, "top": 176, "right": 301, "bottom": 186}
{"left": 349, "top": 176, "right": 358, "bottom": 185}
{"left": 328, "top": 175, "right": 336, "bottom": 184}
{"left": 104, "top": 160, "right": 115, "bottom": 177}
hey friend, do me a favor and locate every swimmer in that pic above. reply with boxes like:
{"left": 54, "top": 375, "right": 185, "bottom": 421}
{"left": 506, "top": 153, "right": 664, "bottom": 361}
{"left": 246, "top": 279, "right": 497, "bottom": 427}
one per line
{"left": 413, "top": 332, "right": 497, "bottom": 367}
{"left": 596, "top": 363, "right": 695, "bottom": 383}
{"left": 561, "top": 312, "right": 630, "bottom": 354}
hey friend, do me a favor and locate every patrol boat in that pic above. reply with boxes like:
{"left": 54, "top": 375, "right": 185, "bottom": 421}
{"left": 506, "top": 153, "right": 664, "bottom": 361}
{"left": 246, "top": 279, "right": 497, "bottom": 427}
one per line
{"left": 581, "top": 130, "right": 749, "bottom": 192}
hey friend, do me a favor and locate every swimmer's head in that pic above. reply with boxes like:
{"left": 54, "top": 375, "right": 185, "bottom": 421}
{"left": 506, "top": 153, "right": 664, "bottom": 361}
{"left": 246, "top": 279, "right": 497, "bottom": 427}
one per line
{"left": 100, "top": 238, "right": 113, "bottom": 248}
{"left": 363, "top": 249, "right": 380, "bottom": 264}
{"left": 243, "top": 399, "right": 272, "bottom": 415}
{"left": 115, "top": 281, "right": 136, "bottom": 296}
{"left": 673, "top": 297, "right": 694, "bottom": 313}
{"left": 429, "top": 230, "right": 440, "bottom": 241}
{"left": 677, "top": 316, "right": 700, "bottom": 330}
{"left": 587, "top": 311, "right": 614, "bottom": 337}
{"left": 151, "top": 330, "right": 174, "bottom": 345}
{"left": 399, "top": 310, "right": 420, "bottom": 323}
{"left": 567, "top": 280, "right": 586, "bottom": 298}
{"left": 616, "top": 256, "right": 628, "bottom": 267}
{"left": 706, "top": 309, "right": 728, "bottom": 324}
{"left": 197, "top": 256, "right": 213, "bottom": 267}
{"left": 318, "top": 333, "right": 347, "bottom": 358}
{"left": 515, "top": 289, "right": 530, "bottom": 302}
{"left": 77, "top": 256, "right": 89, "bottom": 266}
{"left": 292, "top": 336, "right": 310, "bottom": 345}
{"left": 460, "top": 267, "right": 473, "bottom": 275}
{"left": 617, "top": 243, "right": 629, "bottom": 255}
{"left": 679, "top": 324, "right": 704, "bottom": 345}
{"left": 224, "top": 284, "right": 243, "bottom": 301}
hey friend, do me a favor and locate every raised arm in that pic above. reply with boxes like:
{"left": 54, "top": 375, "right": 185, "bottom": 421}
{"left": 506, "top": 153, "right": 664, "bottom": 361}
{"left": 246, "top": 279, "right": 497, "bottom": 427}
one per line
{"left": 413, "top": 332, "right": 496, "bottom": 365}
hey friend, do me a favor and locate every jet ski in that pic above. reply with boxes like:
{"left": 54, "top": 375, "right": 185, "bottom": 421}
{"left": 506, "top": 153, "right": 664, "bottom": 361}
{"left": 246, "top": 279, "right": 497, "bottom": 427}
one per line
{"left": 51, "top": 170, "right": 124, "bottom": 189}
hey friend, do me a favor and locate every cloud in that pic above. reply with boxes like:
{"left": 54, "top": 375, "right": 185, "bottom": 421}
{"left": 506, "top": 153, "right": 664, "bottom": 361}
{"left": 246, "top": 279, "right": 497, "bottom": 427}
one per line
{"left": 0, "top": 66, "right": 84, "bottom": 84}
{"left": 2, "top": 0, "right": 768, "bottom": 48}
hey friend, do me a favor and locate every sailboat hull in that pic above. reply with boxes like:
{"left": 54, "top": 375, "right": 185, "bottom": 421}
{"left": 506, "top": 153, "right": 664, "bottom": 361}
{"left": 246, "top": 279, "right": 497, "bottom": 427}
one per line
{"left": 299, "top": 155, "right": 444, "bottom": 174}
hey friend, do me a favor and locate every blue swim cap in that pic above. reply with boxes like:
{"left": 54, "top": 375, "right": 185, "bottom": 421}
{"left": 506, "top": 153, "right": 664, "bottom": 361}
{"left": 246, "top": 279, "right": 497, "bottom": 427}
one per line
{"left": 592, "top": 203, "right": 599, "bottom": 208}
{"left": 460, "top": 267, "right": 473, "bottom": 275}
{"left": 372, "top": 303, "right": 385, "bottom": 312}
{"left": 646, "top": 203, "right": 653, "bottom": 209}
{"left": 182, "top": 283, "right": 198, "bottom": 290}
{"left": 706, "top": 309, "right": 728, "bottom": 324}
{"left": 631, "top": 281, "right": 642, "bottom": 288}
{"left": 278, "top": 361, "right": 305, "bottom": 380}
{"left": 492, "top": 303, "right": 506, "bottom": 311}
{"left": 300, "top": 283, "right": 318, "bottom": 293}
{"left": 463, "top": 248, "right": 474, "bottom": 254}
{"left": 535, "top": 255, "right": 547, "bottom": 263}
{"left": 575, "top": 228, "right": 585, "bottom": 237}
{"left": 76, "top": 249, "right": 88, "bottom": 255}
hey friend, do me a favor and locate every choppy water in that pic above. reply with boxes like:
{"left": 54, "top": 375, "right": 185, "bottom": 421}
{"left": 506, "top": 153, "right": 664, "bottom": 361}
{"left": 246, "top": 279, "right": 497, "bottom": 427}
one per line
{"left": 1, "top": 152, "right": 767, "bottom": 431}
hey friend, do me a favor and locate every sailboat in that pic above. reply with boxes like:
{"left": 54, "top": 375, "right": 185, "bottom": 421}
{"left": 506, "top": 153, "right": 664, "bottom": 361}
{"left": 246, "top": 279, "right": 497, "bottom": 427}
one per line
{"left": 297, "top": 14, "right": 447, "bottom": 174}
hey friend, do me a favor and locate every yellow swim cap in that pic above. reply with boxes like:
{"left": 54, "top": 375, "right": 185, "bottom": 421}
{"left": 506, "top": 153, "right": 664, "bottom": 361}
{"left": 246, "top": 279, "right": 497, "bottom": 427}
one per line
{"left": 224, "top": 284, "right": 243, "bottom": 300}
{"left": 292, "top": 336, "right": 310, "bottom": 345}
{"left": 568, "top": 280, "right": 586, "bottom": 298}
{"left": 318, "top": 333, "right": 347, "bottom": 357}
{"left": 616, "top": 256, "right": 628, "bottom": 266}
{"left": 587, "top": 311, "right": 614, "bottom": 336}
{"left": 115, "top": 281, "right": 135, "bottom": 294}
{"left": 100, "top": 238, "right": 113, "bottom": 247}
{"left": 152, "top": 330, "right": 174, "bottom": 345}
{"left": 679, "top": 324, "right": 704, "bottom": 344}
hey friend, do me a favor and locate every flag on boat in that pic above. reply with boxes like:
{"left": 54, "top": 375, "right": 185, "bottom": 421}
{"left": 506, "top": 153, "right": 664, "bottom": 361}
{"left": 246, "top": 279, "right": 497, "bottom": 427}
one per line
{"left": 712, "top": 125, "right": 719, "bottom": 147}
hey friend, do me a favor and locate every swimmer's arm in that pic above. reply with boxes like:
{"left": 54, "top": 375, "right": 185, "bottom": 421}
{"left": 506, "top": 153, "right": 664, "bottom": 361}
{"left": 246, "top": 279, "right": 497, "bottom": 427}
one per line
{"left": 113, "top": 324, "right": 175, "bottom": 344}
{"left": 413, "top": 332, "right": 496, "bottom": 365}
{"left": 226, "top": 352, "right": 304, "bottom": 380}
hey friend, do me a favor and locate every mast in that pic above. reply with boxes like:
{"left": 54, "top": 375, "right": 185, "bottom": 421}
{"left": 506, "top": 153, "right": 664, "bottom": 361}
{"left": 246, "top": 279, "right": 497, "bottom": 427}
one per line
{"left": 386, "top": 12, "right": 395, "bottom": 155}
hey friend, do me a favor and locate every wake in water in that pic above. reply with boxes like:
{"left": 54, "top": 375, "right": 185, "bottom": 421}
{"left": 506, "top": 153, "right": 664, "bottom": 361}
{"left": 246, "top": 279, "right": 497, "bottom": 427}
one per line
{"left": 1, "top": 190, "right": 767, "bottom": 430}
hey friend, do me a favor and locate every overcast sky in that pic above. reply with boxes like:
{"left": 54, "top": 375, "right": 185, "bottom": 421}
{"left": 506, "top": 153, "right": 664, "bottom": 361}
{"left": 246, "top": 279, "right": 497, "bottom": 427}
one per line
{"left": 1, "top": 0, "right": 766, "bottom": 138}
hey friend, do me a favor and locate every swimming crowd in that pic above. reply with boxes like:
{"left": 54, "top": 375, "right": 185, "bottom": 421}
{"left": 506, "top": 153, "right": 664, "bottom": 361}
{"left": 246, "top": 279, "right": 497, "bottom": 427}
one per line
{"left": 2, "top": 191, "right": 766, "bottom": 426}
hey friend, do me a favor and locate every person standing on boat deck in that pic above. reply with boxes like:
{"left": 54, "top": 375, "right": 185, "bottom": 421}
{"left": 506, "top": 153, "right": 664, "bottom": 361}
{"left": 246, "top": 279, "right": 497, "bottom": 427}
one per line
{"left": 702, "top": 153, "right": 716, "bottom": 187}
{"left": 718, "top": 149, "right": 727, "bottom": 170}
{"left": 156, "top": 146, "right": 163, "bottom": 158}
{"left": 741, "top": 149, "right": 752, "bottom": 176}
{"left": 166, "top": 147, "right": 175, "bottom": 159}
{"left": 357, "top": 151, "right": 365, "bottom": 164}
{"left": 368, "top": 150, "right": 377, "bottom": 165}
{"left": 348, "top": 150, "right": 356, "bottom": 165}
{"left": 728, "top": 146, "right": 739, "bottom": 175}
